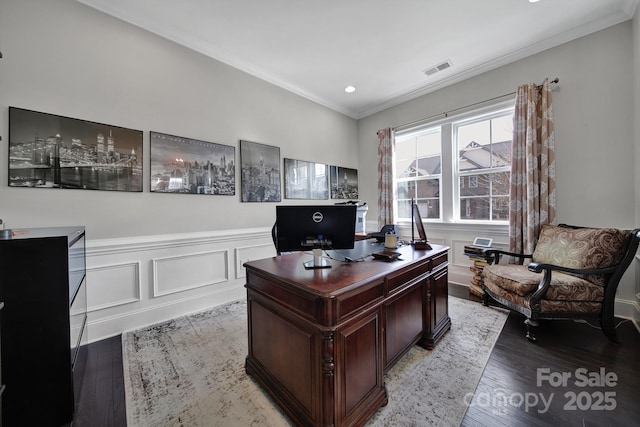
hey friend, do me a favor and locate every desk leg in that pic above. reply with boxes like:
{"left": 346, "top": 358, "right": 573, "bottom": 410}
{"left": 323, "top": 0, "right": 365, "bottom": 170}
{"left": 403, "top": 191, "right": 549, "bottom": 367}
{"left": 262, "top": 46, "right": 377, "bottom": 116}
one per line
{"left": 420, "top": 268, "right": 451, "bottom": 350}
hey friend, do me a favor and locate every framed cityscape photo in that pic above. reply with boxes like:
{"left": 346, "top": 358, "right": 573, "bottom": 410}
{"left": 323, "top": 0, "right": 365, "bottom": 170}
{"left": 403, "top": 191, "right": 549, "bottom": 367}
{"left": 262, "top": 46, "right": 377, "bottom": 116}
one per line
{"left": 8, "top": 107, "right": 143, "bottom": 191}
{"left": 150, "top": 132, "right": 235, "bottom": 195}
{"left": 240, "top": 140, "right": 281, "bottom": 202}
{"left": 330, "top": 166, "right": 359, "bottom": 199}
{"left": 284, "top": 158, "right": 328, "bottom": 200}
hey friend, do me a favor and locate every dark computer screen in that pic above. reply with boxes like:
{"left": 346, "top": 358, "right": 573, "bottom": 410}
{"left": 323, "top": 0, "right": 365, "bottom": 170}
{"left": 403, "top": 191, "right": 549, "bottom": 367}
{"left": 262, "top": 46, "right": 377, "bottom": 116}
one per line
{"left": 274, "top": 205, "right": 357, "bottom": 253}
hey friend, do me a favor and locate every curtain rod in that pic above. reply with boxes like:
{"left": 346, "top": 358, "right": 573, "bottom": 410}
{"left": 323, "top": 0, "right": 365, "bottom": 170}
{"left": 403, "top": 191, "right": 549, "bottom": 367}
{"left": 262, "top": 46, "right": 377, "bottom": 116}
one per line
{"left": 389, "top": 77, "right": 559, "bottom": 133}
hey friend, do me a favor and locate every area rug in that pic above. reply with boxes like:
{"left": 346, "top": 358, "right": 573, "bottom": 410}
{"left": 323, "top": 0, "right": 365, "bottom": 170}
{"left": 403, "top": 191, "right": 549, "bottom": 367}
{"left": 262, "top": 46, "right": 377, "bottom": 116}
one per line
{"left": 122, "top": 296, "right": 508, "bottom": 426}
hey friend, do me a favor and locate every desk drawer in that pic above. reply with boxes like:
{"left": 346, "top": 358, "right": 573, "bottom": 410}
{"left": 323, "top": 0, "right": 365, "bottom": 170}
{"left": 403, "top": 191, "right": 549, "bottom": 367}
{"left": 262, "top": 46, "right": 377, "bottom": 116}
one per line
{"left": 386, "top": 261, "right": 431, "bottom": 294}
{"left": 431, "top": 252, "right": 448, "bottom": 270}
{"left": 339, "top": 282, "right": 384, "bottom": 321}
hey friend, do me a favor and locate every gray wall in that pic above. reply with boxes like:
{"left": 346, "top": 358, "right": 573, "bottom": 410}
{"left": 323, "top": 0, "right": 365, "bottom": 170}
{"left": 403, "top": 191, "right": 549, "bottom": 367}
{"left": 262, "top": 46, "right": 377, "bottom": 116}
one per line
{"left": 357, "top": 22, "right": 638, "bottom": 302}
{"left": 358, "top": 22, "right": 635, "bottom": 230}
{"left": 0, "top": 0, "right": 358, "bottom": 239}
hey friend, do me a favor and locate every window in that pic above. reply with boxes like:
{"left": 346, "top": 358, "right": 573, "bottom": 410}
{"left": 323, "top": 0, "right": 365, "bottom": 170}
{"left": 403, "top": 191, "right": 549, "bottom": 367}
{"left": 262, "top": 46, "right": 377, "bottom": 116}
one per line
{"left": 455, "top": 111, "right": 513, "bottom": 221}
{"left": 396, "top": 127, "right": 441, "bottom": 220}
{"left": 395, "top": 102, "right": 513, "bottom": 223}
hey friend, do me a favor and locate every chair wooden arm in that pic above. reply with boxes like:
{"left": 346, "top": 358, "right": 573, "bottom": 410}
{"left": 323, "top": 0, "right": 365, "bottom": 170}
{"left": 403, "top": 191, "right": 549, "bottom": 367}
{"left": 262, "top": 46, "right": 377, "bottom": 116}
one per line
{"left": 526, "top": 262, "right": 619, "bottom": 308}
{"left": 482, "top": 248, "right": 532, "bottom": 265}
{"left": 527, "top": 262, "right": 619, "bottom": 276}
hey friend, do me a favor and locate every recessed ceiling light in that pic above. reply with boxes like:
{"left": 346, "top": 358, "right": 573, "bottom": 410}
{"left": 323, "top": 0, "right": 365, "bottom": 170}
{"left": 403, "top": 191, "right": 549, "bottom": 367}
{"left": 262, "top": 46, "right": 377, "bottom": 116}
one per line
{"left": 344, "top": 85, "right": 356, "bottom": 93}
{"left": 529, "top": 0, "right": 540, "bottom": 3}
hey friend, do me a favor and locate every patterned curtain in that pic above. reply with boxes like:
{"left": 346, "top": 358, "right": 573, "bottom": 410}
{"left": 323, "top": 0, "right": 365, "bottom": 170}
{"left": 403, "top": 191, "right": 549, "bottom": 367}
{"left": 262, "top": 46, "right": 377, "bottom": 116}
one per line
{"left": 509, "top": 78, "right": 556, "bottom": 256}
{"left": 377, "top": 128, "right": 396, "bottom": 228}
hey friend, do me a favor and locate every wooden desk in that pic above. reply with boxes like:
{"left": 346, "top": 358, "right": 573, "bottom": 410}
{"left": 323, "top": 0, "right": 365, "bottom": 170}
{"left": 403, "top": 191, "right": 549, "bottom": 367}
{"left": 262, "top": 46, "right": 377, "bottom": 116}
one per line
{"left": 244, "top": 242, "right": 450, "bottom": 427}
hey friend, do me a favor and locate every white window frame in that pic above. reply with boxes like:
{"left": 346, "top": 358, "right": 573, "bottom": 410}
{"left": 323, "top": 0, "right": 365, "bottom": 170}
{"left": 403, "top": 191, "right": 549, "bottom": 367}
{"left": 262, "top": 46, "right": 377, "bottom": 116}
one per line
{"left": 394, "top": 99, "right": 514, "bottom": 224}
{"left": 395, "top": 126, "right": 443, "bottom": 221}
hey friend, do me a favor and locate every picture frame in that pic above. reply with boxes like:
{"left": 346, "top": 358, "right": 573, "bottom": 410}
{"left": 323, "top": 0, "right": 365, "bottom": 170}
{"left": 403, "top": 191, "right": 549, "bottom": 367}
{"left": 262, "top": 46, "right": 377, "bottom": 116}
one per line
{"left": 8, "top": 106, "right": 143, "bottom": 192}
{"left": 330, "top": 165, "right": 358, "bottom": 199}
{"left": 150, "top": 131, "right": 235, "bottom": 195}
{"left": 284, "top": 158, "right": 328, "bottom": 200}
{"left": 472, "top": 237, "right": 493, "bottom": 247}
{"left": 240, "top": 140, "right": 281, "bottom": 202}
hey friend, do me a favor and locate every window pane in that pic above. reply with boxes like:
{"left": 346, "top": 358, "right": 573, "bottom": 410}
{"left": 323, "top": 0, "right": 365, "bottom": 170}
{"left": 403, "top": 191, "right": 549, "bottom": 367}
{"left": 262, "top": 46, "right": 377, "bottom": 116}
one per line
{"left": 396, "top": 178, "right": 440, "bottom": 219}
{"left": 457, "top": 113, "right": 512, "bottom": 172}
{"left": 417, "top": 198, "right": 440, "bottom": 219}
{"left": 460, "top": 196, "right": 489, "bottom": 220}
{"left": 459, "top": 172, "right": 510, "bottom": 221}
{"left": 396, "top": 137, "right": 416, "bottom": 179}
{"left": 416, "top": 178, "right": 439, "bottom": 219}
{"left": 492, "top": 196, "right": 510, "bottom": 221}
{"left": 396, "top": 129, "right": 441, "bottom": 179}
{"left": 397, "top": 180, "right": 415, "bottom": 202}
{"left": 415, "top": 130, "right": 441, "bottom": 177}
{"left": 492, "top": 171, "right": 510, "bottom": 196}
{"left": 397, "top": 198, "right": 412, "bottom": 219}
{"left": 491, "top": 115, "right": 514, "bottom": 146}
{"left": 416, "top": 178, "right": 439, "bottom": 198}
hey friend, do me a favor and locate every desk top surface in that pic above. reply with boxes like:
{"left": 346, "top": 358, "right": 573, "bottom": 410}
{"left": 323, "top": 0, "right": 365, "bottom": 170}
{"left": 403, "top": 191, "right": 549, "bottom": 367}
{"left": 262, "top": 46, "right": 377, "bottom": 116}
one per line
{"left": 244, "top": 240, "right": 448, "bottom": 295}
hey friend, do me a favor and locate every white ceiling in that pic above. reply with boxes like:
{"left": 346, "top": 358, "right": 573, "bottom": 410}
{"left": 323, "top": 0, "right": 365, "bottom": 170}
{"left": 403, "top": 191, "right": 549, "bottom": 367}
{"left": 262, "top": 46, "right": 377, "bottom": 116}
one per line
{"left": 77, "top": 0, "right": 637, "bottom": 119}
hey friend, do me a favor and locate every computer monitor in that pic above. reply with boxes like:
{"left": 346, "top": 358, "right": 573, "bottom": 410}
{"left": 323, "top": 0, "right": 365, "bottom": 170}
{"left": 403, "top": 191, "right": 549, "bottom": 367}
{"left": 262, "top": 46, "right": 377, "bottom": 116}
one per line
{"left": 274, "top": 205, "right": 357, "bottom": 268}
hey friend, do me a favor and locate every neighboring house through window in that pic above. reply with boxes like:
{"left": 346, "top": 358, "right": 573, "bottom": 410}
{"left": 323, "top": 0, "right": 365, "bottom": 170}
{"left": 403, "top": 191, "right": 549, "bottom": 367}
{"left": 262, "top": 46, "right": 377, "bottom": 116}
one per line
{"left": 395, "top": 101, "right": 514, "bottom": 223}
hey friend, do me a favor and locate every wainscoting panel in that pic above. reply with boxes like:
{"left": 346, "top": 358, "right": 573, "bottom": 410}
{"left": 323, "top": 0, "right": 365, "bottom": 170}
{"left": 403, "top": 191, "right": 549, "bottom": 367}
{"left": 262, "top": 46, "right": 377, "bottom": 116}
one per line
{"left": 85, "top": 227, "right": 272, "bottom": 343}
{"left": 87, "top": 261, "right": 141, "bottom": 311}
{"left": 153, "top": 250, "right": 229, "bottom": 297}
{"left": 235, "top": 243, "right": 277, "bottom": 279}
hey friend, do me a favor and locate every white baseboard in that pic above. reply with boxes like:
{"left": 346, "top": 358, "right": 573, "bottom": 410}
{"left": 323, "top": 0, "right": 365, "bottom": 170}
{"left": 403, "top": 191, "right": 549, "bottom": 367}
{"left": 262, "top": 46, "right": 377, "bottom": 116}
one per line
{"left": 614, "top": 298, "right": 640, "bottom": 333}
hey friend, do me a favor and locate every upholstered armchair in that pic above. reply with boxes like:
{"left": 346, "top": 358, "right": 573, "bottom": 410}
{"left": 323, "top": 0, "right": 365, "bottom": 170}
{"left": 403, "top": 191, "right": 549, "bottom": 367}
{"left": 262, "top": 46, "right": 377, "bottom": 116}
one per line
{"left": 481, "top": 224, "right": 640, "bottom": 342}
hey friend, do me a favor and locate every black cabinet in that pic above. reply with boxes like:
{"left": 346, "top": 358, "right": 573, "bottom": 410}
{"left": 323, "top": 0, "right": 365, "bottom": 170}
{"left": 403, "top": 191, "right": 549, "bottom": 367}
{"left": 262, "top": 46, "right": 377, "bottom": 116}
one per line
{"left": 0, "top": 227, "right": 88, "bottom": 426}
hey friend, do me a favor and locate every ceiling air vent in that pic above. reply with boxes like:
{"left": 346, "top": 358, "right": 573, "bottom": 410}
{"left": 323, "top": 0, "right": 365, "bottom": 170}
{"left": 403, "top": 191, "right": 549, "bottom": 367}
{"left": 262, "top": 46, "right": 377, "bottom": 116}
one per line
{"left": 423, "top": 60, "right": 453, "bottom": 76}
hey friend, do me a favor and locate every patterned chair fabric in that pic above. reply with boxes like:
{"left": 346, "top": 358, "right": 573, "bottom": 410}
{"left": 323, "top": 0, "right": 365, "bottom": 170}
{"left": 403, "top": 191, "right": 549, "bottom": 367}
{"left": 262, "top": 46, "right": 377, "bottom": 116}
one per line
{"left": 481, "top": 224, "right": 640, "bottom": 342}
{"left": 532, "top": 225, "right": 629, "bottom": 286}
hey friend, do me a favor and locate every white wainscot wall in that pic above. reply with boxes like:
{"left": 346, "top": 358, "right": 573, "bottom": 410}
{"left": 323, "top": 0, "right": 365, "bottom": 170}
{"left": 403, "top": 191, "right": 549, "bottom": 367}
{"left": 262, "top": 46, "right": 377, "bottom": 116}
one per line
{"left": 85, "top": 227, "right": 275, "bottom": 343}
{"left": 86, "top": 222, "right": 639, "bottom": 343}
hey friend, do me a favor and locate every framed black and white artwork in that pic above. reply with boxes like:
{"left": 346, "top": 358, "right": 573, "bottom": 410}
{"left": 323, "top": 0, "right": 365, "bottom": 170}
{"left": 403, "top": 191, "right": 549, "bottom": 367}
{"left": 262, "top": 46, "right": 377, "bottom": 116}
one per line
{"left": 240, "top": 140, "right": 281, "bottom": 202}
{"left": 284, "top": 158, "right": 328, "bottom": 200}
{"left": 8, "top": 106, "right": 143, "bottom": 192}
{"left": 150, "top": 131, "right": 235, "bottom": 195}
{"left": 330, "top": 165, "right": 358, "bottom": 199}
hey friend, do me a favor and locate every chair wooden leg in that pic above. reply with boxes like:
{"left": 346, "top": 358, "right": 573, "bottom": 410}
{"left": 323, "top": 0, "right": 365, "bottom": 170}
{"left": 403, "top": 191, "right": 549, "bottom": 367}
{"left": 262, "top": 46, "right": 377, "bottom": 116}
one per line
{"left": 482, "top": 292, "right": 490, "bottom": 306}
{"left": 524, "top": 319, "right": 538, "bottom": 342}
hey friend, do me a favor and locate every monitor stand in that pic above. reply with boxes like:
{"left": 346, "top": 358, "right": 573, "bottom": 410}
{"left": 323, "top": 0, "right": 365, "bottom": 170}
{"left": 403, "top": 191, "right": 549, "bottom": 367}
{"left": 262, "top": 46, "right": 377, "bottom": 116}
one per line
{"left": 304, "top": 248, "right": 332, "bottom": 269}
{"left": 412, "top": 240, "right": 432, "bottom": 250}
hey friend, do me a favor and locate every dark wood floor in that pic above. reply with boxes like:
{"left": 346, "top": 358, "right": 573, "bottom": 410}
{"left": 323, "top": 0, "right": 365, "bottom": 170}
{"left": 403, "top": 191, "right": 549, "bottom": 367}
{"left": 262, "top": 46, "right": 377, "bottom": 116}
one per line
{"left": 73, "top": 286, "right": 640, "bottom": 427}
{"left": 452, "top": 285, "right": 640, "bottom": 427}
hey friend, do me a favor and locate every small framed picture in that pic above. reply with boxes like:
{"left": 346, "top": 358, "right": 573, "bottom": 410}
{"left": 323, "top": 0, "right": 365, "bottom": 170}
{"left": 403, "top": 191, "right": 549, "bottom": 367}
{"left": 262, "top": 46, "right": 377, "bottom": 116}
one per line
{"left": 284, "top": 158, "right": 328, "bottom": 200}
{"left": 240, "top": 140, "right": 281, "bottom": 202}
{"left": 330, "top": 165, "right": 358, "bottom": 199}
{"left": 472, "top": 237, "right": 493, "bottom": 247}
